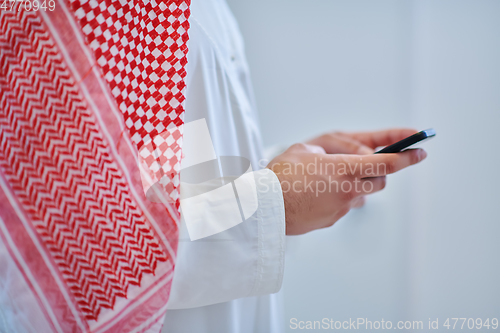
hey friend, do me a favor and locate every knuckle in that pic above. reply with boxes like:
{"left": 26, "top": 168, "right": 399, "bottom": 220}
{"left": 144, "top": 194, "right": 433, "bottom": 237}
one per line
{"left": 409, "top": 151, "right": 420, "bottom": 165}
{"left": 324, "top": 133, "right": 336, "bottom": 140}
{"left": 342, "top": 188, "right": 356, "bottom": 201}
{"left": 343, "top": 163, "right": 354, "bottom": 177}
{"left": 334, "top": 131, "right": 346, "bottom": 137}
{"left": 289, "top": 143, "right": 307, "bottom": 152}
{"left": 346, "top": 142, "right": 358, "bottom": 151}
{"left": 385, "top": 160, "right": 396, "bottom": 174}
{"left": 309, "top": 144, "right": 327, "bottom": 154}
{"left": 378, "top": 176, "right": 387, "bottom": 190}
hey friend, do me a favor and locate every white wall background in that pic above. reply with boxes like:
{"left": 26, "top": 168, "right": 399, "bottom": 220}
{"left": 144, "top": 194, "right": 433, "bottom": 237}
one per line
{"left": 226, "top": 0, "right": 500, "bottom": 331}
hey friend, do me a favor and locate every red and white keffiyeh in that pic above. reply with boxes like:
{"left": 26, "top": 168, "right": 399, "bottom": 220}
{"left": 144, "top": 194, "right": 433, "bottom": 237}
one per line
{"left": 0, "top": 0, "right": 190, "bottom": 331}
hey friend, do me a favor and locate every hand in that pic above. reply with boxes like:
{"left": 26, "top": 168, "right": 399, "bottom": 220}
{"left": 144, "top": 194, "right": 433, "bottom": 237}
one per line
{"left": 305, "top": 128, "right": 419, "bottom": 155}
{"left": 267, "top": 129, "right": 427, "bottom": 235}
{"left": 305, "top": 128, "right": 418, "bottom": 208}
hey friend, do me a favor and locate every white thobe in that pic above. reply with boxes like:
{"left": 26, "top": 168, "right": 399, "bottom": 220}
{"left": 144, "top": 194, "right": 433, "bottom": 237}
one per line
{"left": 162, "top": 0, "right": 287, "bottom": 332}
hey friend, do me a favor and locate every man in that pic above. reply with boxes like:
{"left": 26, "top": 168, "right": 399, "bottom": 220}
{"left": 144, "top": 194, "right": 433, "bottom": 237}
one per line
{"left": 162, "top": 0, "right": 426, "bottom": 332}
{"left": 0, "top": 0, "right": 425, "bottom": 331}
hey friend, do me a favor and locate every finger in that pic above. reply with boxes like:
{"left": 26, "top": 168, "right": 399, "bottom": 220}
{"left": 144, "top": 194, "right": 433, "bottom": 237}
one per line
{"left": 286, "top": 143, "right": 326, "bottom": 154}
{"left": 358, "top": 176, "right": 386, "bottom": 194}
{"left": 350, "top": 196, "right": 366, "bottom": 208}
{"left": 345, "top": 128, "right": 418, "bottom": 149}
{"left": 333, "top": 149, "right": 427, "bottom": 177}
{"left": 307, "top": 133, "right": 373, "bottom": 155}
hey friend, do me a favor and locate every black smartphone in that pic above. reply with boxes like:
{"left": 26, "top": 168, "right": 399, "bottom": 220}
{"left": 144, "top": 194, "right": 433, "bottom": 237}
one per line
{"left": 374, "top": 128, "right": 436, "bottom": 154}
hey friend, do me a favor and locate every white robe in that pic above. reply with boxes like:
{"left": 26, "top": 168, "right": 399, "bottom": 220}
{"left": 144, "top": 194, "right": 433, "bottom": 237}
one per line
{"left": 162, "top": 0, "right": 287, "bottom": 332}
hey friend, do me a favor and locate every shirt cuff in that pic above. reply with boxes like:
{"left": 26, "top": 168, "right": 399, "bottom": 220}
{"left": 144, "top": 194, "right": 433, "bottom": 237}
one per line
{"left": 248, "top": 168, "right": 286, "bottom": 297}
{"left": 166, "top": 168, "right": 286, "bottom": 309}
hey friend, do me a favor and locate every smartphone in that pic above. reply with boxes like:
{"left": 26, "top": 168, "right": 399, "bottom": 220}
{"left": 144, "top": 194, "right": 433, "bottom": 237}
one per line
{"left": 374, "top": 128, "right": 436, "bottom": 154}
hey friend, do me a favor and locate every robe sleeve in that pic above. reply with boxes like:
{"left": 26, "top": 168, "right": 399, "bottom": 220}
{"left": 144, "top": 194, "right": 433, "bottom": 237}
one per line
{"left": 166, "top": 169, "right": 286, "bottom": 309}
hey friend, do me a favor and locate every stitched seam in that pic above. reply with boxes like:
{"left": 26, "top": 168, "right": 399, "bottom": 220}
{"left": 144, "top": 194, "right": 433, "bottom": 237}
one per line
{"left": 247, "top": 177, "right": 264, "bottom": 297}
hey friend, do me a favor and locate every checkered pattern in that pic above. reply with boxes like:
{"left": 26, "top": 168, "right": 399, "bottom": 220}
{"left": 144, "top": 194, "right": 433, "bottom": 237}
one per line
{"left": 71, "top": 0, "right": 191, "bottom": 206}
{"left": 139, "top": 125, "right": 183, "bottom": 202}
{"left": 1, "top": 7, "right": 181, "bottom": 328}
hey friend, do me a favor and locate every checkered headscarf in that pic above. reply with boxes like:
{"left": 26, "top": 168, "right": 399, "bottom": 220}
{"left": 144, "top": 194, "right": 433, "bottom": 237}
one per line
{"left": 0, "top": 1, "right": 190, "bottom": 331}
